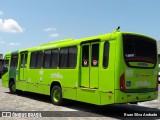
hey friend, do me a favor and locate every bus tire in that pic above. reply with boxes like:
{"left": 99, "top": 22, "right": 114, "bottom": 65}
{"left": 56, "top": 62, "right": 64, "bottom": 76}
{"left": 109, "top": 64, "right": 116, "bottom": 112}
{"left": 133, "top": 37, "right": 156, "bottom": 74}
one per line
{"left": 51, "top": 85, "right": 63, "bottom": 106}
{"left": 9, "top": 81, "right": 16, "bottom": 94}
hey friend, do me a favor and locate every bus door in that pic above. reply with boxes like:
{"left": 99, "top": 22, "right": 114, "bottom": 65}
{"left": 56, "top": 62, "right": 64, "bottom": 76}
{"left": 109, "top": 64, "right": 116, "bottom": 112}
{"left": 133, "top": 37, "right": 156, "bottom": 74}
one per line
{"left": 81, "top": 42, "right": 99, "bottom": 89}
{"left": 19, "top": 52, "right": 28, "bottom": 81}
{"left": 2, "top": 58, "right": 10, "bottom": 87}
{"left": 10, "top": 53, "right": 18, "bottom": 81}
{"left": 17, "top": 52, "right": 28, "bottom": 90}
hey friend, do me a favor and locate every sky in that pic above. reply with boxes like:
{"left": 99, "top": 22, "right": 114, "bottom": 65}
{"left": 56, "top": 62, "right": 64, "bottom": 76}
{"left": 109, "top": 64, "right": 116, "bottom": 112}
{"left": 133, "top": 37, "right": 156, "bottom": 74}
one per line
{"left": 0, "top": 0, "right": 160, "bottom": 54}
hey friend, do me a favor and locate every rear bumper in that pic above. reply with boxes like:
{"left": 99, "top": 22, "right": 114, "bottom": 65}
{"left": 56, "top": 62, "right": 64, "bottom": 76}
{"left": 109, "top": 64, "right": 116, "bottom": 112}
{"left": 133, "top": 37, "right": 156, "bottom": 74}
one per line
{"left": 114, "top": 90, "right": 158, "bottom": 104}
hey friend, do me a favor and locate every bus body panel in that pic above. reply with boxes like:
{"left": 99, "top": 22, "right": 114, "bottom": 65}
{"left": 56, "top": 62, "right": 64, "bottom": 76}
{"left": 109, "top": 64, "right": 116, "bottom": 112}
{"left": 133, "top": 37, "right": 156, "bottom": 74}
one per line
{"left": 114, "top": 91, "right": 158, "bottom": 103}
{"left": 58, "top": 69, "right": 79, "bottom": 100}
{"left": 77, "top": 88, "right": 100, "bottom": 105}
{"left": 1, "top": 31, "right": 158, "bottom": 106}
{"left": 98, "top": 39, "right": 116, "bottom": 105}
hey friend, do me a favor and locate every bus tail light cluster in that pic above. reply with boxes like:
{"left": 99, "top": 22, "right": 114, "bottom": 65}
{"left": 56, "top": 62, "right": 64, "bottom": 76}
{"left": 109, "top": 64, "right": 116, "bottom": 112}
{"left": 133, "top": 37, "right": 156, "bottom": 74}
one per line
{"left": 120, "top": 73, "right": 126, "bottom": 92}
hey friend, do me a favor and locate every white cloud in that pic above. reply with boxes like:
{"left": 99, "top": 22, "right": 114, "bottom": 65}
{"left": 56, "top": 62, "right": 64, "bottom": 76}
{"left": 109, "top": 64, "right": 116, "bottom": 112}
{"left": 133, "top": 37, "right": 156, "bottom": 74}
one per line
{"left": 7, "top": 42, "right": 20, "bottom": 46}
{"left": 49, "top": 33, "right": 59, "bottom": 38}
{"left": 0, "top": 11, "right": 3, "bottom": 16}
{"left": 44, "top": 27, "right": 56, "bottom": 32}
{"left": 0, "top": 19, "right": 24, "bottom": 33}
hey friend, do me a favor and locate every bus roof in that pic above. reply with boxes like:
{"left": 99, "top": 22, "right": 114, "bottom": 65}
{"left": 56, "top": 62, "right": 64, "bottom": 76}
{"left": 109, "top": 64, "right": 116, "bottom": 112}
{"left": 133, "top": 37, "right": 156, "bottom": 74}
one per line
{"left": 8, "top": 30, "right": 157, "bottom": 54}
{"left": 18, "top": 32, "right": 113, "bottom": 53}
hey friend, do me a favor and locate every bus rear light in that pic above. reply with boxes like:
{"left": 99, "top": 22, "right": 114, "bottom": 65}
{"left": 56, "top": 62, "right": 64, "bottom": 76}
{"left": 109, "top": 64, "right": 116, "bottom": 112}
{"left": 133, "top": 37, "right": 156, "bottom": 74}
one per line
{"left": 120, "top": 73, "right": 126, "bottom": 92}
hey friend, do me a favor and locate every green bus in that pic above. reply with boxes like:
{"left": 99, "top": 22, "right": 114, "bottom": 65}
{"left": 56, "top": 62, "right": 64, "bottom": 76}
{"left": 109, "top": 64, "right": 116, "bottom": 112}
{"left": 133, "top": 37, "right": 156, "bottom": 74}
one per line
{"left": 1, "top": 29, "right": 158, "bottom": 106}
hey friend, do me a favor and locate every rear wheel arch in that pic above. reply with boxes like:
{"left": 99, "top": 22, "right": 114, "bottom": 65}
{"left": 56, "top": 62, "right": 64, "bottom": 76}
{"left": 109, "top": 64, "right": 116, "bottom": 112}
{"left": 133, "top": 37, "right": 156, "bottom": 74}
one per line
{"left": 50, "top": 81, "right": 62, "bottom": 92}
{"left": 50, "top": 81, "right": 63, "bottom": 105}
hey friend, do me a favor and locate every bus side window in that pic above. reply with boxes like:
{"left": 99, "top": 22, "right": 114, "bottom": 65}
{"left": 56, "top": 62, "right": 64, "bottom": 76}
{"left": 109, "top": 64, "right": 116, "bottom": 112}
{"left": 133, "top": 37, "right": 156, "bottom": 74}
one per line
{"left": 51, "top": 49, "right": 59, "bottom": 68}
{"left": 20, "top": 53, "right": 28, "bottom": 68}
{"left": 58, "top": 46, "right": 77, "bottom": 69}
{"left": 103, "top": 41, "right": 109, "bottom": 68}
{"left": 36, "top": 51, "right": 43, "bottom": 68}
{"left": 82, "top": 45, "right": 89, "bottom": 67}
{"left": 68, "top": 46, "right": 77, "bottom": 68}
{"left": 91, "top": 43, "right": 99, "bottom": 67}
{"left": 24, "top": 54, "right": 27, "bottom": 68}
{"left": 59, "top": 48, "right": 68, "bottom": 68}
{"left": 30, "top": 52, "right": 37, "bottom": 68}
{"left": 43, "top": 50, "right": 51, "bottom": 68}
{"left": 20, "top": 54, "right": 24, "bottom": 68}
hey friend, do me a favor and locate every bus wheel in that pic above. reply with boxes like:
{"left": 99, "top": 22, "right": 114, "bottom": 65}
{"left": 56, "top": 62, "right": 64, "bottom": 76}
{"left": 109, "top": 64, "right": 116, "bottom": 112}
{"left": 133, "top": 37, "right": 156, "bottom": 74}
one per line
{"left": 51, "top": 85, "right": 63, "bottom": 106}
{"left": 9, "top": 81, "right": 16, "bottom": 94}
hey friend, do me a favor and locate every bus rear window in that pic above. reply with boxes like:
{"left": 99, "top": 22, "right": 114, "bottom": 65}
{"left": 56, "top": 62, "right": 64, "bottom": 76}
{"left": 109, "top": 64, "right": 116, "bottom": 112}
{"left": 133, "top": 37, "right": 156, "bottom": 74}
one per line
{"left": 123, "top": 34, "right": 157, "bottom": 68}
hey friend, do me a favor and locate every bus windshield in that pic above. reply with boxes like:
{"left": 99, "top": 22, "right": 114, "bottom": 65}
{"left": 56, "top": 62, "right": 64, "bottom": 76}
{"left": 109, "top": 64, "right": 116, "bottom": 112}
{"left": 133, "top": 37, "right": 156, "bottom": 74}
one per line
{"left": 123, "top": 34, "right": 157, "bottom": 68}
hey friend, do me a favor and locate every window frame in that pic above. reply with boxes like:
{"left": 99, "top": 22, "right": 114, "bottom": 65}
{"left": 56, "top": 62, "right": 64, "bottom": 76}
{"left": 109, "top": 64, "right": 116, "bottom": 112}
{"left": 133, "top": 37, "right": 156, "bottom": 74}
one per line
{"left": 103, "top": 41, "right": 110, "bottom": 68}
{"left": 123, "top": 34, "right": 157, "bottom": 69}
{"left": 29, "top": 46, "right": 78, "bottom": 69}
{"left": 91, "top": 43, "right": 99, "bottom": 67}
{"left": 36, "top": 51, "right": 44, "bottom": 68}
{"left": 59, "top": 46, "right": 78, "bottom": 69}
{"left": 82, "top": 45, "right": 89, "bottom": 67}
{"left": 68, "top": 46, "right": 78, "bottom": 68}
{"left": 30, "top": 52, "right": 37, "bottom": 69}
{"left": 43, "top": 50, "right": 51, "bottom": 68}
{"left": 51, "top": 49, "right": 59, "bottom": 69}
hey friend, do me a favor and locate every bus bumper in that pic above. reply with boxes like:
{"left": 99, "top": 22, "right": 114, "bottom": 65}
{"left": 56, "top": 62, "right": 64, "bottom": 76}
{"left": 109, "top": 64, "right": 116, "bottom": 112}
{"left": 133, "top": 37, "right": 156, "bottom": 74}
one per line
{"left": 114, "top": 90, "right": 158, "bottom": 104}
